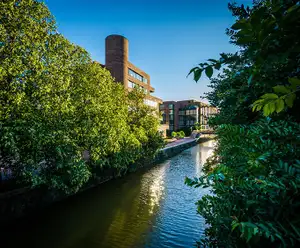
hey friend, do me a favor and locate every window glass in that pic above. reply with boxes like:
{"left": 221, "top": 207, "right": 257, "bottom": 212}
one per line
{"left": 128, "top": 68, "right": 145, "bottom": 83}
{"left": 169, "top": 114, "right": 174, "bottom": 120}
{"left": 168, "top": 104, "right": 174, "bottom": 109}
{"left": 128, "top": 80, "right": 136, "bottom": 88}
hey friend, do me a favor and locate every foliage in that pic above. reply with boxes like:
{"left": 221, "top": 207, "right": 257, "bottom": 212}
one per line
{"left": 0, "top": 0, "right": 163, "bottom": 193}
{"left": 252, "top": 78, "right": 300, "bottom": 116}
{"left": 177, "top": 127, "right": 193, "bottom": 136}
{"left": 193, "top": 122, "right": 202, "bottom": 131}
{"left": 172, "top": 131, "right": 178, "bottom": 138}
{"left": 186, "top": 0, "right": 300, "bottom": 247}
{"left": 178, "top": 130, "right": 185, "bottom": 138}
{"left": 171, "top": 131, "right": 185, "bottom": 139}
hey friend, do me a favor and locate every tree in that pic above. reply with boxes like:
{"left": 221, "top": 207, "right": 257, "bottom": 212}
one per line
{"left": 0, "top": 0, "right": 163, "bottom": 193}
{"left": 186, "top": 0, "right": 300, "bottom": 247}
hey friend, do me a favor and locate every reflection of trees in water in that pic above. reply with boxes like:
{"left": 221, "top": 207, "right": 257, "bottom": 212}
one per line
{"left": 101, "top": 163, "right": 167, "bottom": 248}
{"left": 2, "top": 144, "right": 214, "bottom": 248}
{"left": 1, "top": 164, "right": 168, "bottom": 248}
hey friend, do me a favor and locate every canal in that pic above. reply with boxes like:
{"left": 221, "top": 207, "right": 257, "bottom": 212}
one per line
{"left": 1, "top": 140, "right": 214, "bottom": 248}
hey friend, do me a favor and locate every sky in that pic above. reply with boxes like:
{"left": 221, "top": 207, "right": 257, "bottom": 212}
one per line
{"left": 45, "top": 0, "right": 252, "bottom": 102}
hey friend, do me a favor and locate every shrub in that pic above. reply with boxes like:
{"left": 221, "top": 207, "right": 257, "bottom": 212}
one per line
{"left": 178, "top": 130, "right": 185, "bottom": 138}
{"left": 186, "top": 0, "right": 300, "bottom": 247}
{"left": 171, "top": 131, "right": 177, "bottom": 138}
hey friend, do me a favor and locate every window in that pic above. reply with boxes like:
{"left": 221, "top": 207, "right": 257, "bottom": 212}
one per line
{"left": 169, "top": 126, "right": 174, "bottom": 131}
{"left": 169, "top": 120, "right": 174, "bottom": 125}
{"left": 162, "top": 114, "right": 166, "bottom": 124}
{"left": 169, "top": 114, "right": 174, "bottom": 120}
{"left": 159, "top": 104, "right": 165, "bottom": 110}
{"left": 136, "top": 74, "right": 143, "bottom": 81}
{"left": 128, "top": 69, "right": 147, "bottom": 83}
{"left": 128, "top": 69, "right": 135, "bottom": 78}
{"left": 179, "top": 110, "right": 185, "bottom": 115}
{"left": 129, "top": 80, "right": 147, "bottom": 93}
{"left": 169, "top": 109, "right": 174, "bottom": 114}
{"left": 128, "top": 80, "right": 136, "bottom": 88}
{"left": 168, "top": 104, "right": 174, "bottom": 109}
{"left": 144, "top": 99, "right": 158, "bottom": 108}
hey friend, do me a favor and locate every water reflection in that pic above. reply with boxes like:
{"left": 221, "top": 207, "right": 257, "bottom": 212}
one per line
{"left": 1, "top": 141, "right": 214, "bottom": 248}
{"left": 143, "top": 161, "right": 167, "bottom": 214}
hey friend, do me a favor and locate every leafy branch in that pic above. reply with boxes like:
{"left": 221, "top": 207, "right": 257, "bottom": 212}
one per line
{"left": 252, "top": 78, "right": 300, "bottom": 116}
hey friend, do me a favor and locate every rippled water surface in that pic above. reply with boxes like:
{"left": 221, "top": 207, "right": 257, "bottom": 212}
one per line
{"left": 1, "top": 141, "right": 214, "bottom": 248}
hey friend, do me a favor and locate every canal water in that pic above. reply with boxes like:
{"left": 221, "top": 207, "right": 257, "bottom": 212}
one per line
{"left": 1, "top": 141, "right": 214, "bottom": 248}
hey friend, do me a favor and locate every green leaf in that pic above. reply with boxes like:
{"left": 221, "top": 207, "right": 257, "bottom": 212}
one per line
{"left": 261, "top": 93, "right": 278, "bottom": 100}
{"left": 275, "top": 98, "right": 285, "bottom": 113}
{"left": 290, "top": 222, "right": 300, "bottom": 238}
{"left": 273, "top": 85, "right": 291, "bottom": 94}
{"left": 248, "top": 74, "right": 253, "bottom": 85}
{"left": 207, "top": 59, "right": 218, "bottom": 63}
{"left": 284, "top": 93, "right": 296, "bottom": 108}
{"left": 263, "top": 103, "right": 270, "bottom": 116}
{"left": 287, "top": 4, "right": 300, "bottom": 13}
{"left": 269, "top": 102, "right": 276, "bottom": 114}
{"left": 288, "top": 77, "right": 300, "bottom": 90}
{"left": 187, "top": 67, "right": 198, "bottom": 77}
{"left": 232, "top": 222, "right": 240, "bottom": 231}
{"left": 194, "top": 69, "right": 203, "bottom": 82}
{"left": 214, "top": 63, "right": 221, "bottom": 70}
{"left": 205, "top": 66, "right": 213, "bottom": 79}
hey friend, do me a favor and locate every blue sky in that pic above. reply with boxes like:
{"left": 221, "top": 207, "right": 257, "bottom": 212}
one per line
{"left": 45, "top": 0, "right": 252, "bottom": 102}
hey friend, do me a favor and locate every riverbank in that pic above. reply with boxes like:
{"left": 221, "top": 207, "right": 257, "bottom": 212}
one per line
{"left": 0, "top": 141, "right": 215, "bottom": 248}
{"left": 0, "top": 136, "right": 214, "bottom": 222}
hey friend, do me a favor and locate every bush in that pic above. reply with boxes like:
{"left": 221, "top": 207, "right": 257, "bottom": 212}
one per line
{"left": 178, "top": 130, "right": 185, "bottom": 138}
{"left": 186, "top": 0, "right": 300, "bottom": 247}
{"left": 171, "top": 131, "right": 177, "bottom": 138}
{"left": 178, "top": 127, "right": 192, "bottom": 136}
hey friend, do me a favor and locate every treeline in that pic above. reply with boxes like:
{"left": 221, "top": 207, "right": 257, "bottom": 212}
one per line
{"left": 187, "top": 0, "right": 300, "bottom": 247}
{"left": 0, "top": 0, "right": 163, "bottom": 193}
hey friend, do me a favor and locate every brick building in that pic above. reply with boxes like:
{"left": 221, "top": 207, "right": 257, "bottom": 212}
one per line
{"left": 104, "top": 34, "right": 162, "bottom": 108}
{"left": 160, "top": 99, "right": 218, "bottom": 135}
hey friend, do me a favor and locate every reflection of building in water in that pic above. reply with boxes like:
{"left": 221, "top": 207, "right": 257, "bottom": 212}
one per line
{"left": 196, "top": 141, "right": 215, "bottom": 176}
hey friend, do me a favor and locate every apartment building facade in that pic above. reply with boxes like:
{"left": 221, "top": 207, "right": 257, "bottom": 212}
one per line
{"left": 160, "top": 99, "right": 218, "bottom": 135}
{"left": 104, "top": 34, "right": 162, "bottom": 108}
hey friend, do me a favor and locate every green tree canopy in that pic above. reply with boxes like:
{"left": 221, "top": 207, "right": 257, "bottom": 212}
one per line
{"left": 186, "top": 0, "right": 300, "bottom": 247}
{"left": 0, "top": 0, "right": 163, "bottom": 193}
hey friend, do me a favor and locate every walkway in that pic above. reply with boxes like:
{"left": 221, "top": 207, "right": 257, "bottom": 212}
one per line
{"left": 164, "top": 137, "right": 196, "bottom": 149}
